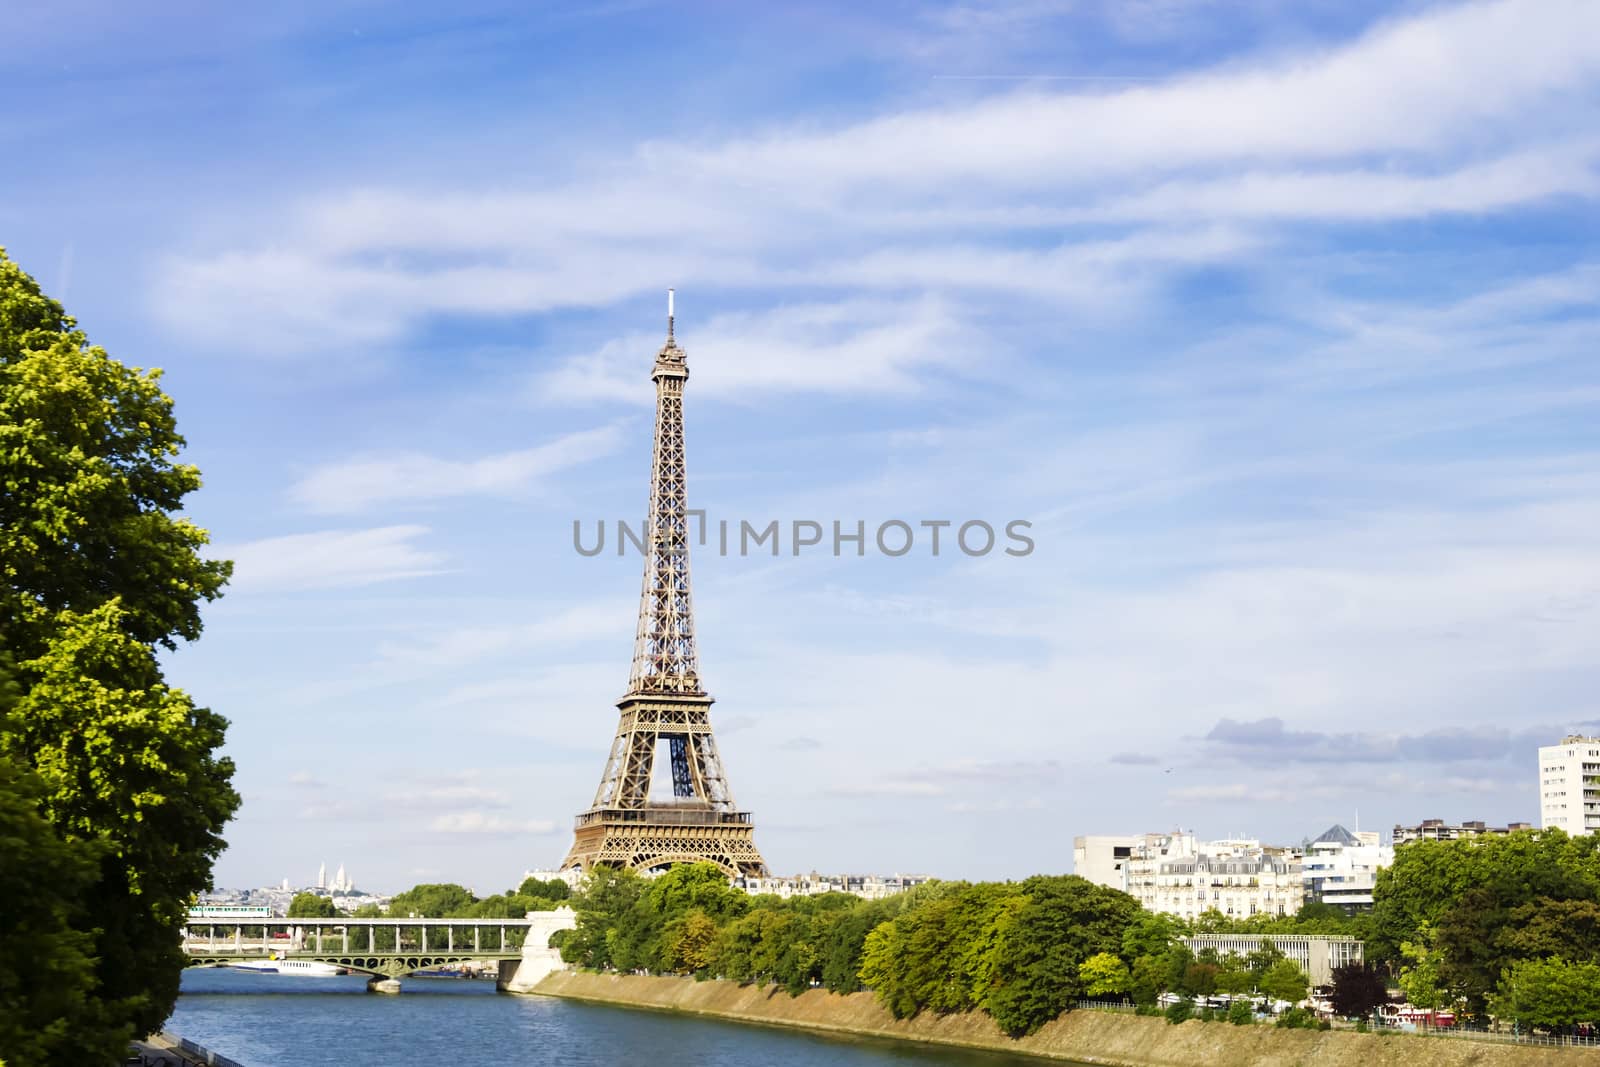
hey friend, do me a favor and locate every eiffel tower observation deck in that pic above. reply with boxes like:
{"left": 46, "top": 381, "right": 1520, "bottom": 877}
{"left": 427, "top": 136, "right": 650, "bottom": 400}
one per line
{"left": 562, "top": 292, "right": 767, "bottom": 877}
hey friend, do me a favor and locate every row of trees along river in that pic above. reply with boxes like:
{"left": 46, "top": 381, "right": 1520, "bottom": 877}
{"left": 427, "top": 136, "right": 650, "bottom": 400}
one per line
{"left": 554, "top": 831, "right": 1600, "bottom": 1039}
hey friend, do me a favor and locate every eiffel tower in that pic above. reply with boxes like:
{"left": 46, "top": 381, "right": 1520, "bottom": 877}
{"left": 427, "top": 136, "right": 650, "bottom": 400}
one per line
{"left": 561, "top": 292, "right": 767, "bottom": 877}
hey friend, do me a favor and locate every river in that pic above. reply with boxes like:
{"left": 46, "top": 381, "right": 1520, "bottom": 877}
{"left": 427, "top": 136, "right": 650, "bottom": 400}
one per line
{"left": 171, "top": 969, "right": 1059, "bottom": 1066}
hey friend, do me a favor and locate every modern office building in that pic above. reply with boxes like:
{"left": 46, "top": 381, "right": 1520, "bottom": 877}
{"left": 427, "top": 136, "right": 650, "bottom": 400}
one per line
{"left": 1181, "top": 933, "right": 1364, "bottom": 987}
{"left": 1302, "top": 825, "right": 1391, "bottom": 912}
{"left": 1539, "top": 736, "right": 1600, "bottom": 836}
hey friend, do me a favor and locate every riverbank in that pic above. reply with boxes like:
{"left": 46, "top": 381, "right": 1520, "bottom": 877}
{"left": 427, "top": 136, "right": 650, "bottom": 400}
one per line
{"left": 134, "top": 1031, "right": 248, "bottom": 1067}
{"left": 531, "top": 972, "right": 1600, "bottom": 1067}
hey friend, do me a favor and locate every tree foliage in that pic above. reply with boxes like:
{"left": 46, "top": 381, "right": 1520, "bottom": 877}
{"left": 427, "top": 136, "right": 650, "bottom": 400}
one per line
{"left": 287, "top": 892, "right": 339, "bottom": 918}
{"left": 518, "top": 875, "right": 572, "bottom": 901}
{"left": 1259, "top": 959, "right": 1308, "bottom": 1005}
{"left": 0, "top": 653, "right": 128, "bottom": 1065}
{"left": 386, "top": 883, "right": 478, "bottom": 918}
{"left": 1489, "top": 958, "right": 1600, "bottom": 1032}
{"left": 0, "top": 249, "right": 238, "bottom": 1051}
{"left": 984, "top": 876, "right": 1142, "bottom": 1036}
{"left": 1329, "top": 962, "right": 1387, "bottom": 1020}
{"left": 1079, "top": 952, "right": 1131, "bottom": 997}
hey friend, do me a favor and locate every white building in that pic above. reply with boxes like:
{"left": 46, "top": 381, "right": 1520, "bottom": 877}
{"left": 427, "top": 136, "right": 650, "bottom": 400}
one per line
{"left": 1540, "top": 736, "right": 1600, "bottom": 836}
{"left": 1072, "top": 834, "right": 1147, "bottom": 892}
{"left": 1079, "top": 832, "right": 1304, "bottom": 921}
{"left": 736, "top": 872, "right": 932, "bottom": 900}
{"left": 1302, "top": 825, "right": 1391, "bottom": 912}
{"left": 1182, "top": 933, "right": 1364, "bottom": 987}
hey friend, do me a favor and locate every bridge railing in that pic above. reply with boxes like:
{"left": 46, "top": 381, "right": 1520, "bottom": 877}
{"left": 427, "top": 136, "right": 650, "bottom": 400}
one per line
{"left": 181, "top": 916, "right": 539, "bottom": 956}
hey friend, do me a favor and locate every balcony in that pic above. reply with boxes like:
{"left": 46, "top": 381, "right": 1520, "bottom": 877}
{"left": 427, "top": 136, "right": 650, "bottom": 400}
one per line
{"left": 574, "top": 806, "right": 753, "bottom": 829}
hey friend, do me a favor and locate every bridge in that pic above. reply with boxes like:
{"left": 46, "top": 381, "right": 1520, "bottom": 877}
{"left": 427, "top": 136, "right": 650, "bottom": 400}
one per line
{"left": 182, "top": 915, "right": 561, "bottom": 982}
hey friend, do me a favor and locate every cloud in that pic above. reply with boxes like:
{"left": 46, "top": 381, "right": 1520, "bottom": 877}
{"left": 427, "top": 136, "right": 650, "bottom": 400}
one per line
{"left": 387, "top": 785, "right": 513, "bottom": 810}
{"left": 374, "top": 600, "right": 626, "bottom": 670}
{"left": 539, "top": 297, "right": 974, "bottom": 404}
{"left": 1110, "top": 752, "right": 1162, "bottom": 766}
{"left": 836, "top": 758, "right": 1061, "bottom": 799}
{"left": 1071, "top": 143, "right": 1600, "bottom": 224}
{"left": 677, "top": 0, "right": 1600, "bottom": 191}
{"left": 426, "top": 812, "right": 558, "bottom": 835}
{"left": 1203, "top": 716, "right": 1554, "bottom": 765}
{"left": 290, "top": 424, "right": 624, "bottom": 514}
{"left": 219, "top": 526, "right": 446, "bottom": 591}
{"left": 839, "top": 780, "right": 947, "bottom": 798}
{"left": 151, "top": 0, "right": 1600, "bottom": 354}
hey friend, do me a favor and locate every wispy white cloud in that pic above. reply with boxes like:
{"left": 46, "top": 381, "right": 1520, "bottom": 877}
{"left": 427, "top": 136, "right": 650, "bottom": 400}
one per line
{"left": 151, "top": 0, "right": 1600, "bottom": 355}
{"left": 219, "top": 526, "right": 447, "bottom": 591}
{"left": 374, "top": 601, "right": 627, "bottom": 671}
{"left": 290, "top": 424, "right": 623, "bottom": 513}
{"left": 537, "top": 298, "right": 973, "bottom": 404}
{"left": 427, "top": 812, "right": 558, "bottom": 835}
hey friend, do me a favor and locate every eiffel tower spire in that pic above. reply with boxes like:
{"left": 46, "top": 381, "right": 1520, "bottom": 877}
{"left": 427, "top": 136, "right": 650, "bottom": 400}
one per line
{"left": 627, "top": 288, "right": 701, "bottom": 697}
{"left": 562, "top": 292, "right": 767, "bottom": 877}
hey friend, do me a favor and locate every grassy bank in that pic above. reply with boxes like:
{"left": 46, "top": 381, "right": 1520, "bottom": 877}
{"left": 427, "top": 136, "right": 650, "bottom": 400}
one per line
{"left": 530, "top": 971, "right": 1600, "bottom": 1067}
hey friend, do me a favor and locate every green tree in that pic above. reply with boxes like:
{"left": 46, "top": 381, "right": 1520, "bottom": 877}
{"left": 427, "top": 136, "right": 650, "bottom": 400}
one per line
{"left": 982, "top": 876, "right": 1141, "bottom": 1037}
{"left": 287, "top": 892, "right": 339, "bottom": 918}
{"left": 1490, "top": 958, "right": 1600, "bottom": 1032}
{"left": 860, "top": 881, "right": 1028, "bottom": 1019}
{"left": 1164, "top": 944, "right": 1196, "bottom": 994}
{"left": 1120, "top": 910, "right": 1187, "bottom": 963}
{"left": 1244, "top": 941, "right": 1285, "bottom": 984}
{"left": 348, "top": 903, "right": 395, "bottom": 951}
{"left": 0, "top": 250, "right": 238, "bottom": 1041}
{"left": 387, "top": 882, "right": 478, "bottom": 918}
{"left": 1498, "top": 897, "right": 1600, "bottom": 963}
{"left": 1215, "top": 953, "right": 1253, "bottom": 996}
{"left": 562, "top": 867, "right": 645, "bottom": 970}
{"left": 0, "top": 651, "right": 128, "bottom": 1066}
{"left": 0, "top": 250, "right": 231, "bottom": 655}
{"left": 1435, "top": 888, "right": 1512, "bottom": 1014}
{"left": 1259, "top": 959, "right": 1308, "bottom": 1006}
{"left": 662, "top": 909, "right": 721, "bottom": 974}
{"left": 1397, "top": 924, "right": 1445, "bottom": 1011}
{"left": 820, "top": 896, "right": 903, "bottom": 994}
{"left": 1227, "top": 1000, "right": 1255, "bottom": 1025}
{"left": 518, "top": 875, "right": 573, "bottom": 901}
{"left": 1130, "top": 954, "right": 1165, "bottom": 1008}
{"left": 1369, "top": 830, "right": 1600, "bottom": 967}
{"left": 1079, "top": 952, "right": 1131, "bottom": 998}
{"left": 1183, "top": 961, "right": 1219, "bottom": 997}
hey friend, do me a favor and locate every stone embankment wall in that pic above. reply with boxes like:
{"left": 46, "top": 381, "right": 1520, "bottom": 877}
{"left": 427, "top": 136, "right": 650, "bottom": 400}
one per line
{"left": 530, "top": 971, "right": 1600, "bottom": 1067}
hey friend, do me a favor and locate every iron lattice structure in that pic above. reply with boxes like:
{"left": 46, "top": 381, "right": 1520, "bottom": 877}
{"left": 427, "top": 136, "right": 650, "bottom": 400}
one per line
{"left": 562, "top": 300, "right": 767, "bottom": 878}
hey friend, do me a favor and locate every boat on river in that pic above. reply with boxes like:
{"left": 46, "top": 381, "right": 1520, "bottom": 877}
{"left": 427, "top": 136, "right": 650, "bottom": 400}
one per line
{"left": 226, "top": 955, "right": 346, "bottom": 977}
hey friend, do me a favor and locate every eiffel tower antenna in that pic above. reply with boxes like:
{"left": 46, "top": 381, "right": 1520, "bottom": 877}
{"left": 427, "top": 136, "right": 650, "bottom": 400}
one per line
{"left": 562, "top": 294, "right": 767, "bottom": 877}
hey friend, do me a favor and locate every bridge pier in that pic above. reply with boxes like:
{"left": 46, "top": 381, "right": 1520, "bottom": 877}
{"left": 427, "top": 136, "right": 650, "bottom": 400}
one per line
{"left": 367, "top": 976, "right": 402, "bottom": 995}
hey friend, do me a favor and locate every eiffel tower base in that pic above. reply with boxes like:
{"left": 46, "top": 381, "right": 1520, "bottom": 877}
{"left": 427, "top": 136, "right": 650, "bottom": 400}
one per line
{"left": 561, "top": 812, "right": 767, "bottom": 877}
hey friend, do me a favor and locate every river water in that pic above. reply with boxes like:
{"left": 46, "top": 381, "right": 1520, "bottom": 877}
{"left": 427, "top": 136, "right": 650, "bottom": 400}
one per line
{"left": 171, "top": 969, "right": 1059, "bottom": 1067}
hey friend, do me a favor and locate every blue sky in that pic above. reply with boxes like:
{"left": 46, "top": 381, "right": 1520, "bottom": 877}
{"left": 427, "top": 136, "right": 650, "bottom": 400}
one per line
{"left": 4, "top": 0, "right": 1599, "bottom": 893}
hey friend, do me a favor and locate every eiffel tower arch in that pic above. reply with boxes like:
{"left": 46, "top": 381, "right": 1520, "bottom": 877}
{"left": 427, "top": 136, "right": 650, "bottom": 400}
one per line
{"left": 562, "top": 292, "right": 767, "bottom": 878}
